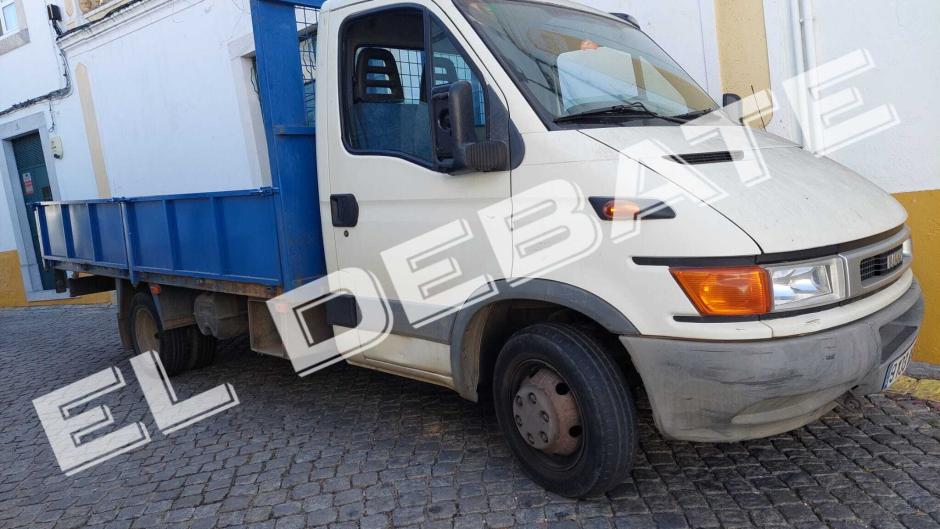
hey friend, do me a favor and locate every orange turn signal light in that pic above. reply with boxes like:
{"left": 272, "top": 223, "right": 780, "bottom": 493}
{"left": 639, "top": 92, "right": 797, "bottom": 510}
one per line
{"left": 601, "top": 200, "right": 641, "bottom": 220}
{"left": 670, "top": 266, "right": 772, "bottom": 316}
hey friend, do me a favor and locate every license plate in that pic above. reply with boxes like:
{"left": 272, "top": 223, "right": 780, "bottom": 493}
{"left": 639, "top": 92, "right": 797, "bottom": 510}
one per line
{"left": 883, "top": 346, "right": 913, "bottom": 390}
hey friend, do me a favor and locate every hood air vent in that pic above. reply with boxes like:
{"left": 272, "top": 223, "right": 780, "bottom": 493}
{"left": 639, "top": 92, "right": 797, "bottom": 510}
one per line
{"left": 666, "top": 150, "right": 743, "bottom": 165}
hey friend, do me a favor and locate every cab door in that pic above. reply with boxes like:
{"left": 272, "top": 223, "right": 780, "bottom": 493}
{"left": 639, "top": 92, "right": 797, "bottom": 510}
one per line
{"left": 322, "top": 2, "right": 510, "bottom": 383}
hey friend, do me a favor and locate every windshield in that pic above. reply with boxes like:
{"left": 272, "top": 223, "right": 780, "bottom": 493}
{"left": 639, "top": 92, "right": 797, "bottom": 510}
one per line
{"left": 454, "top": 0, "right": 718, "bottom": 124}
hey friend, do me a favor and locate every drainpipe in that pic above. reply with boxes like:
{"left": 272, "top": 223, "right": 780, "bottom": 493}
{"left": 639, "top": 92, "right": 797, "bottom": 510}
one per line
{"left": 788, "top": 0, "right": 806, "bottom": 148}
{"left": 791, "top": 0, "right": 820, "bottom": 154}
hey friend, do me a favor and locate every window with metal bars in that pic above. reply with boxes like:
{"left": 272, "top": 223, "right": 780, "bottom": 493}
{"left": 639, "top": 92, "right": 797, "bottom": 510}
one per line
{"left": 297, "top": 7, "right": 318, "bottom": 127}
{"left": 250, "top": 7, "right": 320, "bottom": 127}
{"left": 340, "top": 6, "right": 489, "bottom": 164}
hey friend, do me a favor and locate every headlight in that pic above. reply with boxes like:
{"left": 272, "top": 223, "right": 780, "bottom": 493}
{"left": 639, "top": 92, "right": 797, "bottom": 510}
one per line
{"left": 763, "top": 258, "right": 844, "bottom": 311}
{"left": 903, "top": 238, "right": 913, "bottom": 259}
{"left": 672, "top": 259, "right": 848, "bottom": 316}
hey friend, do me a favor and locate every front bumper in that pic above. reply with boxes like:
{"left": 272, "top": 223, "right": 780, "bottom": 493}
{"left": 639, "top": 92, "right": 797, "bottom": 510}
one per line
{"left": 621, "top": 279, "right": 924, "bottom": 442}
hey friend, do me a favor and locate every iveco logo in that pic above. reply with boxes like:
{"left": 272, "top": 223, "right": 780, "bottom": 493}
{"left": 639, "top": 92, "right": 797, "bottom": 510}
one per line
{"left": 886, "top": 248, "right": 903, "bottom": 269}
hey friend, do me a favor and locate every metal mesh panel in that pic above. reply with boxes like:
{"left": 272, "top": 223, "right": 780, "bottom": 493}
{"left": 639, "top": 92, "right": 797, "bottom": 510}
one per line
{"left": 278, "top": 7, "right": 485, "bottom": 131}
{"left": 389, "top": 49, "right": 425, "bottom": 103}
{"left": 248, "top": 7, "right": 320, "bottom": 127}
{"left": 432, "top": 51, "right": 486, "bottom": 125}
{"left": 352, "top": 47, "right": 426, "bottom": 104}
{"left": 296, "top": 7, "right": 319, "bottom": 126}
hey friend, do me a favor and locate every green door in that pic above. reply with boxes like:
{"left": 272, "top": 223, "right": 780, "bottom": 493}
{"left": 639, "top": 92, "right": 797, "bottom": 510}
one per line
{"left": 12, "top": 133, "right": 55, "bottom": 291}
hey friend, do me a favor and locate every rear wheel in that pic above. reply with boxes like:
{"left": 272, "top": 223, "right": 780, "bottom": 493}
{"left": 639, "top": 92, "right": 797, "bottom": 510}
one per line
{"left": 128, "top": 292, "right": 189, "bottom": 376}
{"left": 187, "top": 328, "right": 217, "bottom": 370}
{"left": 492, "top": 323, "right": 638, "bottom": 498}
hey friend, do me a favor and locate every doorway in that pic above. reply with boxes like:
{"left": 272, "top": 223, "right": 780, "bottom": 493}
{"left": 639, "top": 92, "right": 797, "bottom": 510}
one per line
{"left": 11, "top": 132, "right": 55, "bottom": 291}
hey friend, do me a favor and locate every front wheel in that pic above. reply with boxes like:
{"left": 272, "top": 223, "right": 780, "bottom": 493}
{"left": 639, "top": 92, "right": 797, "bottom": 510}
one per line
{"left": 492, "top": 323, "right": 638, "bottom": 498}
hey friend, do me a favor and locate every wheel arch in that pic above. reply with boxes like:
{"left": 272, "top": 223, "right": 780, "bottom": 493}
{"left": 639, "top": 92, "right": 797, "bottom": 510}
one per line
{"left": 449, "top": 279, "right": 639, "bottom": 401}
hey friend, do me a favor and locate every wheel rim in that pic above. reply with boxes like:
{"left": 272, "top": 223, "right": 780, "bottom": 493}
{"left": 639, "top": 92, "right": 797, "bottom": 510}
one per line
{"left": 133, "top": 306, "right": 160, "bottom": 354}
{"left": 508, "top": 360, "right": 585, "bottom": 470}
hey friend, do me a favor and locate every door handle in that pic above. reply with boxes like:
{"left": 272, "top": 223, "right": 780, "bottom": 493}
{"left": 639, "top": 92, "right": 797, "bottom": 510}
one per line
{"left": 330, "top": 194, "right": 359, "bottom": 227}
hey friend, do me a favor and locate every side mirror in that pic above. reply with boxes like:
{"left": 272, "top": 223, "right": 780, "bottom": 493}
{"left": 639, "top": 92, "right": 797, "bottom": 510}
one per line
{"left": 722, "top": 93, "right": 744, "bottom": 124}
{"left": 431, "top": 80, "right": 508, "bottom": 173}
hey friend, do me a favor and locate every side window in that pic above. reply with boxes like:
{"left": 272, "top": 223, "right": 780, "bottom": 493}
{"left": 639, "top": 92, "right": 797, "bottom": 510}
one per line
{"left": 343, "top": 8, "right": 432, "bottom": 162}
{"left": 342, "top": 8, "right": 487, "bottom": 164}
{"left": 300, "top": 32, "right": 317, "bottom": 126}
{"left": 429, "top": 18, "right": 487, "bottom": 142}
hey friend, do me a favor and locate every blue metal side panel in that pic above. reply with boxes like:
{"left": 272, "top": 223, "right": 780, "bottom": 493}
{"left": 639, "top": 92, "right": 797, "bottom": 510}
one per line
{"left": 174, "top": 197, "right": 223, "bottom": 273}
{"left": 35, "top": 189, "right": 285, "bottom": 287}
{"left": 69, "top": 204, "right": 96, "bottom": 261}
{"left": 32, "top": 0, "right": 330, "bottom": 291}
{"left": 125, "top": 192, "right": 283, "bottom": 285}
{"left": 218, "top": 194, "right": 281, "bottom": 282}
{"left": 45, "top": 205, "right": 68, "bottom": 258}
{"left": 36, "top": 201, "right": 127, "bottom": 268}
{"left": 132, "top": 201, "right": 173, "bottom": 271}
{"left": 97, "top": 203, "right": 128, "bottom": 266}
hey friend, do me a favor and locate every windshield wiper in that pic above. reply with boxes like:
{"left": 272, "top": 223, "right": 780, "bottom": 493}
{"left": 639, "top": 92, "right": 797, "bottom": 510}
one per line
{"left": 669, "top": 108, "right": 718, "bottom": 122}
{"left": 554, "top": 102, "right": 687, "bottom": 124}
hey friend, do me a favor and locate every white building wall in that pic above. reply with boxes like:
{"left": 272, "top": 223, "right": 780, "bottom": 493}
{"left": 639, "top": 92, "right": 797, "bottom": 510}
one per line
{"left": 0, "top": 0, "right": 65, "bottom": 256}
{"left": 44, "top": 0, "right": 721, "bottom": 201}
{"left": 6, "top": 1, "right": 936, "bottom": 212}
{"left": 0, "top": 0, "right": 728, "bottom": 260}
{"left": 0, "top": 183, "right": 16, "bottom": 251}
{"left": 0, "top": 0, "right": 62, "bottom": 110}
{"left": 56, "top": 0, "right": 260, "bottom": 198}
{"left": 763, "top": 0, "right": 940, "bottom": 194}
{"left": 810, "top": 0, "right": 940, "bottom": 194}
{"left": 47, "top": 82, "right": 99, "bottom": 200}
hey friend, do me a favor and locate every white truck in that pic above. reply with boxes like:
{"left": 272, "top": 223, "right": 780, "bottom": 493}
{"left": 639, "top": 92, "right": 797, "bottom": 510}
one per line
{"left": 38, "top": 0, "right": 923, "bottom": 497}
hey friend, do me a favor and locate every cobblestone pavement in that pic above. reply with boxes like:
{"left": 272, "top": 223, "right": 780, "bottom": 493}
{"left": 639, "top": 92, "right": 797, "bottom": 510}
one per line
{"left": 2, "top": 305, "right": 940, "bottom": 529}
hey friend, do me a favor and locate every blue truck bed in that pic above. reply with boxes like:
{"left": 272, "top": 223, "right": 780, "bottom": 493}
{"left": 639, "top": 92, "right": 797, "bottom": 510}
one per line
{"left": 35, "top": 0, "right": 327, "bottom": 297}
{"left": 34, "top": 187, "right": 324, "bottom": 297}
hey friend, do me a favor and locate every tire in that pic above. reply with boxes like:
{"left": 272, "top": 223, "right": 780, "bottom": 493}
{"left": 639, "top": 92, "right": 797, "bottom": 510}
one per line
{"left": 127, "top": 292, "right": 189, "bottom": 376}
{"left": 187, "top": 327, "right": 217, "bottom": 369}
{"left": 492, "top": 323, "right": 638, "bottom": 498}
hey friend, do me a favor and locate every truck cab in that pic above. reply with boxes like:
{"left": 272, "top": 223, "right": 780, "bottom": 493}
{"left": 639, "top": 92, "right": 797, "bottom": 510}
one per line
{"left": 310, "top": 0, "right": 923, "bottom": 496}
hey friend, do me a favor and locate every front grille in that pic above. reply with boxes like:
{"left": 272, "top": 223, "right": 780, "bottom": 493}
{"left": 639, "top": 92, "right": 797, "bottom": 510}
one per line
{"left": 665, "top": 150, "right": 742, "bottom": 165}
{"left": 860, "top": 245, "right": 903, "bottom": 281}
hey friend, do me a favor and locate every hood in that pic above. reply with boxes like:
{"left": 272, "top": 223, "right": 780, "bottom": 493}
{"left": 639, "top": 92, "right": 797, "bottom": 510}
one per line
{"left": 582, "top": 126, "right": 907, "bottom": 254}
